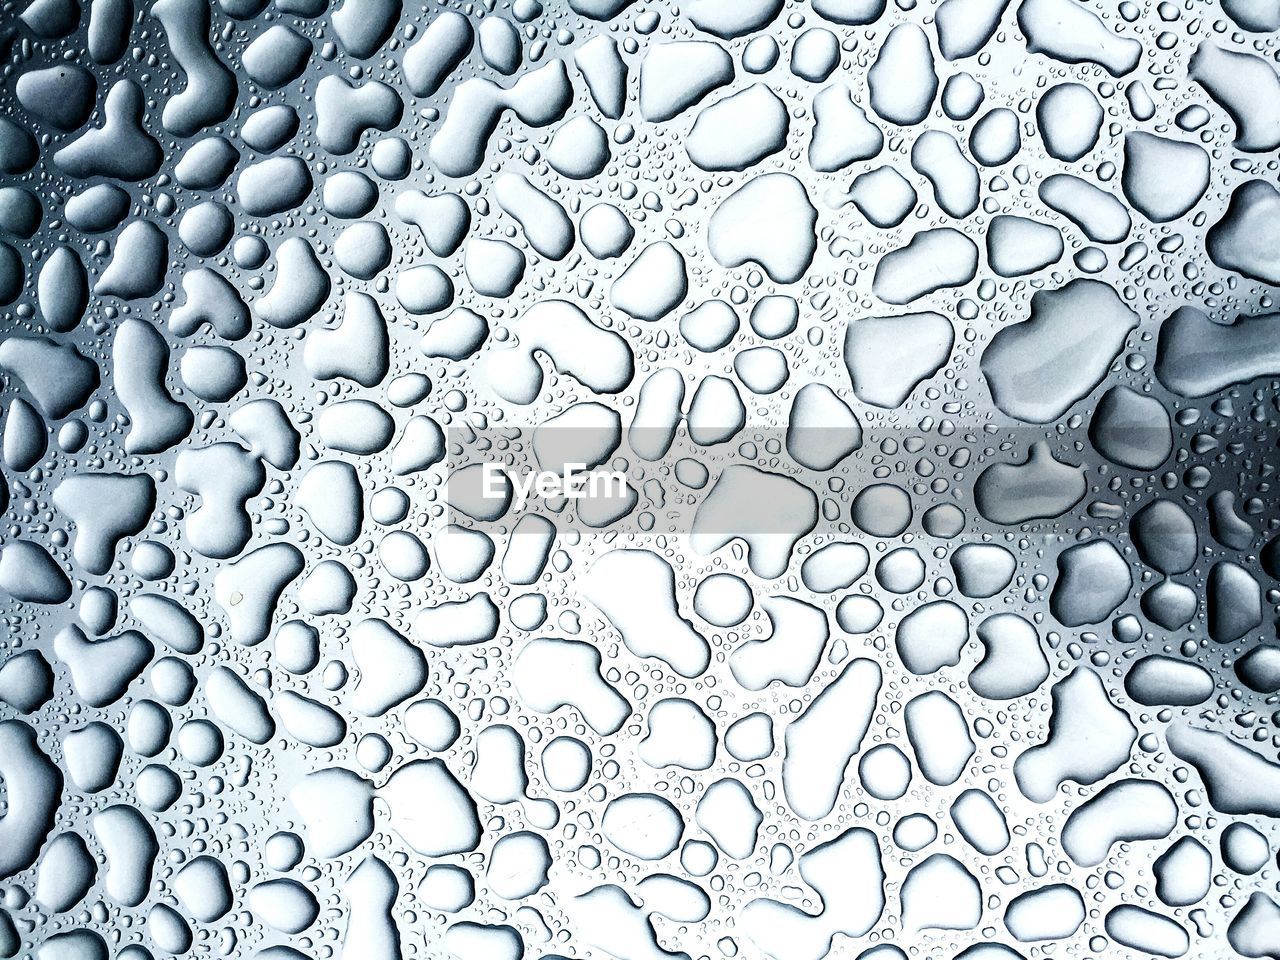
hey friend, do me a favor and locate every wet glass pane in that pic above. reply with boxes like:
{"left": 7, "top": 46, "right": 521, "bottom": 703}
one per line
{"left": 1, "top": 1, "right": 1278, "bottom": 959}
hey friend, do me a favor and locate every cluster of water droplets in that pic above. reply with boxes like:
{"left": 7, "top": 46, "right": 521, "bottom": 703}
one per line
{"left": 5, "top": 0, "right": 1280, "bottom": 958}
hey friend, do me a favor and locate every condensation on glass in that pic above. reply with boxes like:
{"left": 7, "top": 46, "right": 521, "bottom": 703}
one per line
{"left": 0, "top": 0, "right": 1278, "bottom": 958}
